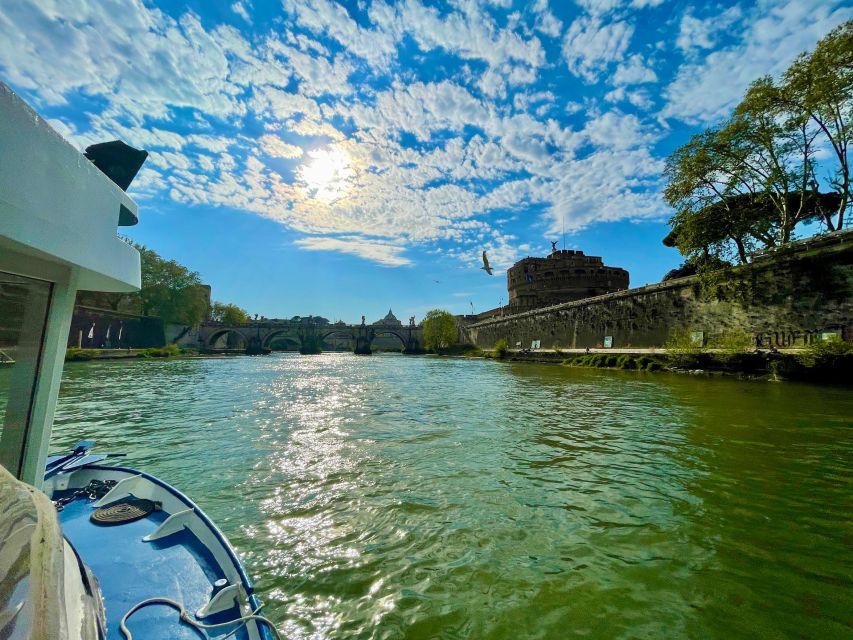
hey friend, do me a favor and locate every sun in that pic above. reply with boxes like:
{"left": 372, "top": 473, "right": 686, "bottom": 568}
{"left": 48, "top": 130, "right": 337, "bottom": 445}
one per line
{"left": 298, "top": 146, "right": 352, "bottom": 201}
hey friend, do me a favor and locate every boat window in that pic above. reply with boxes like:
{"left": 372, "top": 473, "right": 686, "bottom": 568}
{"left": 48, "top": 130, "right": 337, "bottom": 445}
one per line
{"left": 0, "top": 271, "right": 52, "bottom": 478}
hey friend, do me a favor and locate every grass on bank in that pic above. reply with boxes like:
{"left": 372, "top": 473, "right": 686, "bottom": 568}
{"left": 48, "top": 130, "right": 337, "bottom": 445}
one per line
{"left": 66, "top": 343, "right": 187, "bottom": 361}
{"left": 65, "top": 348, "right": 100, "bottom": 361}
{"left": 140, "top": 344, "right": 181, "bottom": 358}
{"left": 562, "top": 353, "right": 665, "bottom": 372}
{"left": 773, "top": 336, "right": 853, "bottom": 382}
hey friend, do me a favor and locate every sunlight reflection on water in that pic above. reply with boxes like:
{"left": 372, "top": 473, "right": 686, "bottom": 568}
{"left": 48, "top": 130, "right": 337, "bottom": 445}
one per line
{"left": 53, "top": 353, "right": 853, "bottom": 639}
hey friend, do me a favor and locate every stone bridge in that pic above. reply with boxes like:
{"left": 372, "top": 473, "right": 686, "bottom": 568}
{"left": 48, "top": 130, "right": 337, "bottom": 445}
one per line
{"left": 197, "top": 320, "right": 423, "bottom": 355}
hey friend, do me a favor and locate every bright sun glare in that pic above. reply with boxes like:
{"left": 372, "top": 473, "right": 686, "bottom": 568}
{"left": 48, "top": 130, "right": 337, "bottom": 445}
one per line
{"left": 298, "top": 147, "right": 352, "bottom": 201}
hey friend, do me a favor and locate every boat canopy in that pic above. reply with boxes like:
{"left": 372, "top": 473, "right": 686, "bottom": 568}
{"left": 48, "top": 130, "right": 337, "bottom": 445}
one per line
{"left": 0, "top": 82, "right": 143, "bottom": 486}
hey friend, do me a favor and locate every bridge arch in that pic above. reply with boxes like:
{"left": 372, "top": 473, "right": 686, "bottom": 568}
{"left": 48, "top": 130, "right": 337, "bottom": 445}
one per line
{"left": 372, "top": 329, "right": 409, "bottom": 350}
{"left": 266, "top": 335, "right": 302, "bottom": 351}
{"left": 319, "top": 328, "right": 355, "bottom": 341}
{"left": 262, "top": 329, "right": 301, "bottom": 350}
{"left": 319, "top": 329, "right": 356, "bottom": 351}
{"left": 206, "top": 328, "right": 248, "bottom": 350}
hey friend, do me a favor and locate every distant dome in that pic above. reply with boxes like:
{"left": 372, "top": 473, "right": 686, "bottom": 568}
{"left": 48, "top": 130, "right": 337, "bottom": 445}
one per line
{"left": 374, "top": 308, "right": 402, "bottom": 325}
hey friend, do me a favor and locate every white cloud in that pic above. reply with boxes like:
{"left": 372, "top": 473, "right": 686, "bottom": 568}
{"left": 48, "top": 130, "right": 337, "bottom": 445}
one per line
{"left": 612, "top": 54, "right": 657, "bottom": 86}
{"left": 282, "top": 0, "right": 397, "bottom": 70}
{"left": 532, "top": 0, "right": 563, "bottom": 38}
{"left": 664, "top": 0, "right": 852, "bottom": 123}
{"left": 582, "top": 111, "right": 655, "bottom": 150}
{"left": 676, "top": 7, "right": 741, "bottom": 53}
{"left": 295, "top": 236, "right": 412, "bottom": 266}
{"left": 0, "top": 2, "right": 253, "bottom": 122}
{"left": 259, "top": 134, "right": 303, "bottom": 159}
{"left": 371, "top": 0, "right": 546, "bottom": 73}
{"left": 575, "top": 0, "right": 665, "bottom": 16}
{"left": 0, "top": 0, "right": 673, "bottom": 268}
{"left": 562, "top": 17, "right": 634, "bottom": 82}
{"left": 231, "top": 1, "right": 252, "bottom": 23}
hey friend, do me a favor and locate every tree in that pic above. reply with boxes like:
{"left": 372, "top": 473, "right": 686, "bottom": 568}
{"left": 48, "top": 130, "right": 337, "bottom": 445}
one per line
{"left": 663, "top": 189, "right": 839, "bottom": 265}
{"left": 422, "top": 309, "right": 457, "bottom": 352}
{"left": 663, "top": 25, "right": 851, "bottom": 262}
{"left": 663, "top": 127, "right": 780, "bottom": 264}
{"left": 731, "top": 77, "right": 822, "bottom": 244}
{"left": 210, "top": 301, "right": 249, "bottom": 324}
{"left": 783, "top": 21, "right": 853, "bottom": 230}
{"left": 135, "top": 245, "right": 209, "bottom": 325}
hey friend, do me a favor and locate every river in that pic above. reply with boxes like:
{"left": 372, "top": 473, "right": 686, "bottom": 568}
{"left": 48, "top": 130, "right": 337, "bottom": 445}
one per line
{"left": 51, "top": 353, "right": 852, "bottom": 639}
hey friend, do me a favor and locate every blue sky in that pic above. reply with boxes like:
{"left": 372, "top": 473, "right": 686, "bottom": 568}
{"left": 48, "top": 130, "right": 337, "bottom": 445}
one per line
{"left": 1, "top": 0, "right": 849, "bottom": 322}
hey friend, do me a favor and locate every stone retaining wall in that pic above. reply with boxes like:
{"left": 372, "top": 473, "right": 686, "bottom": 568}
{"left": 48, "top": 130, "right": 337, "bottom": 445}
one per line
{"left": 464, "top": 230, "right": 853, "bottom": 351}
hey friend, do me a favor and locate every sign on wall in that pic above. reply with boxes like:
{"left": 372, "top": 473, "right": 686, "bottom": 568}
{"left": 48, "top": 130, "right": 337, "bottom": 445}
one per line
{"left": 603, "top": 336, "right": 613, "bottom": 348}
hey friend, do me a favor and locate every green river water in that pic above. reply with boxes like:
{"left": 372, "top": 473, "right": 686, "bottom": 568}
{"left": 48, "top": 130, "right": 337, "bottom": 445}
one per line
{"left": 50, "top": 353, "right": 852, "bottom": 639}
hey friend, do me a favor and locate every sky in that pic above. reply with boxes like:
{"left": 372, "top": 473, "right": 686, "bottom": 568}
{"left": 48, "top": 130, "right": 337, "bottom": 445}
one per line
{"left": 1, "top": 0, "right": 849, "bottom": 323}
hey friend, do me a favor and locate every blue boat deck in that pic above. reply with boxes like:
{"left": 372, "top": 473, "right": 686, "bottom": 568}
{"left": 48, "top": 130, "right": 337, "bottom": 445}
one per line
{"left": 57, "top": 493, "right": 253, "bottom": 639}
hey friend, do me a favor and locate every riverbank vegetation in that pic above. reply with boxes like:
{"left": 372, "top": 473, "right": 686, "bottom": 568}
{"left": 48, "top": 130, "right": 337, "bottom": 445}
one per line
{"left": 65, "top": 348, "right": 100, "bottom": 361}
{"left": 66, "top": 343, "right": 190, "bottom": 361}
{"left": 493, "top": 339, "right": 508, "bottom": 358}
{"left": 422, "top": 309, "right": 457, "bottom": 353}
{"left": 140, "top": 344, "right": 181, "bottom": 358}
{"left": 663, "top": 23, "right": 852, "bottom": 278}
{"left": 558, "top": 335, "right": 852, "bottom": 383}
{"left": 78, "top": 242, "right": 251, "bottom": 328}
{"left": 563, "top": 354, "right": 665, "bottom": 372}
{"left": 209, "top": 301, "right": 250, "bottom": 324}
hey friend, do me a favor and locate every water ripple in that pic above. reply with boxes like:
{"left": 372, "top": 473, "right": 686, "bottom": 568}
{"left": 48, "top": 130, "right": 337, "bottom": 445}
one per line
{"left": 52, "top": 353, "right": 853, "bottom": 639}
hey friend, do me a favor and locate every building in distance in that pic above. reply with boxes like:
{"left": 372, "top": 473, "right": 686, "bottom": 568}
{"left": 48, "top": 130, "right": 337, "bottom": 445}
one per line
{"left": 507, "top": 247, "right": 629, "bottom": 313}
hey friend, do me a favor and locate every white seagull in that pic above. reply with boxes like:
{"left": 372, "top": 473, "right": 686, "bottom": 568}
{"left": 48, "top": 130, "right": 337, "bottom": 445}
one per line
{"left": 480, "top": 250, "right": 493, "bottom": 275}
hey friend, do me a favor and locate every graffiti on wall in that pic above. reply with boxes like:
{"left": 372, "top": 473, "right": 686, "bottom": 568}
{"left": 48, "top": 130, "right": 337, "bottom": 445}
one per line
{"left": 754, "top": 327, "right": 843, "bottom": 348}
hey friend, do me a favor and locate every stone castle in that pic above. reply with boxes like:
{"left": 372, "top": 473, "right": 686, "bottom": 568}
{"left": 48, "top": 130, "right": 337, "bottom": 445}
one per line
{"left": 507, "top": 247, "right": 629, "bottom": 312}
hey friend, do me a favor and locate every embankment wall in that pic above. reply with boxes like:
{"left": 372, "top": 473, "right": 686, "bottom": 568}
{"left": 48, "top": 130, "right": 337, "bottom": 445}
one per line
{"left": 464, "top": 231, "right": 853, "bottom": 350}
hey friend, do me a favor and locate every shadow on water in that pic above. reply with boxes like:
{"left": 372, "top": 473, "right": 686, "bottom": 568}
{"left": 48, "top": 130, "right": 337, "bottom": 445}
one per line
{"left": 51, "top": 355, "right": 853, "bottom": 639}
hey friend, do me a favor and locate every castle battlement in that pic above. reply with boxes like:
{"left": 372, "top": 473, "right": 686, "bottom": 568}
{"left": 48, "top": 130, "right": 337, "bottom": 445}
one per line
{"left": 507, "top": 249, "right": 629, "bottom": 312}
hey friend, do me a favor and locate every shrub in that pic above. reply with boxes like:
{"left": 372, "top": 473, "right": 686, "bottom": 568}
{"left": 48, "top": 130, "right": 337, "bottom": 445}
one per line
{"left": 604, "top": 355, "right": 618, "bottom": 367}
{"left": 665, "top": 328, "right": 707, "bottom": 368}
{"left": 552, "top": 344, "right": 563, "bottom": 355}
{"left": 141, "top": 343, "right": 181, "bottom": 358}
{"left": 65, "top": 348, "right": 98, "bottom": 362}
{"left": 617, "top": 354, "right": 637, "bottom": 369}
{"left": 798, "top": 335, "right": 853, "bottom": 365}
{"left": 712, "top": 329, "right": 755, "bottom": 362}
{"left": 494, "top": 338, "right": 509, "bottom": 359}
{"left": 646, "top": 361, "right": 663, "bottom": 372}
{"left": 635, "top": 356, "right": 653, "bottom": 369}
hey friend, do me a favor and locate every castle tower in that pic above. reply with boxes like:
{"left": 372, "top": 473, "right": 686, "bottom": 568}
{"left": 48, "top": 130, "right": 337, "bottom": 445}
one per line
{"left": 506, "top": 248, "right": 629, "bottom": 312}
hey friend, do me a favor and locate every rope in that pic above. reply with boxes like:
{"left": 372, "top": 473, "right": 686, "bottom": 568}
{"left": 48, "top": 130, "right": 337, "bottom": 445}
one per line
{"left": 90, "top": 498, "right": 155, "bottom": 525}
{"left": 119, "top": 597, "right": 283, "bottom": 640}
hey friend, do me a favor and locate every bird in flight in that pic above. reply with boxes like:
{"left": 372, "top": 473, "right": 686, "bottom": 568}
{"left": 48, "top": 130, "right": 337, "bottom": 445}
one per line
{"left": 481, "top": 250, "right": 493, "bottom": 275}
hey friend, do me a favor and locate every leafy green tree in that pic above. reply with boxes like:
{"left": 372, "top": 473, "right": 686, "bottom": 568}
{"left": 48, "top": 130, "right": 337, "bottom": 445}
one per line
{"left": 422, "top": 309, "right": 457, "bottom": 352}
{"left": 210, "top": 301, "right": 250, "bottom": 324}
{"left": 783, "top": 21, "right": 853, "bottom": 230}
{"left": 664, "top": 25, "right": 851, "bottom": 262}
{"left": 136, "top": 245, "right": 209, "bottom": 325}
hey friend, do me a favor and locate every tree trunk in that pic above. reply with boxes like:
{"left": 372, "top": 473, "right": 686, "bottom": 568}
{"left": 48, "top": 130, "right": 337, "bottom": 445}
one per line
{"left": 733, "top": 237, "right": 748, "bottom": 264}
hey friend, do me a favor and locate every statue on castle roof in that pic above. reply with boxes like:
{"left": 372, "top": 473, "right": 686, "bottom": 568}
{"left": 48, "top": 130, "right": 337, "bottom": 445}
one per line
{"left": 551, "top": 240, "right": 558, "bottom": 253}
